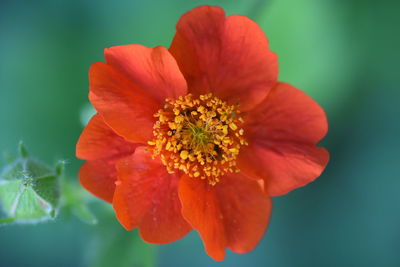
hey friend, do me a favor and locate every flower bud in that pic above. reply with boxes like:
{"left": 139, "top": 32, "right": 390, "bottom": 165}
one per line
{"left": 0, "top": 142, "right": 62, "bottom": 223}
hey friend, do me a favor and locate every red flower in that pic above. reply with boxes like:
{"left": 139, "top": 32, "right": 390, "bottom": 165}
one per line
{"left": 76, "top": 6, "right": 329, "bottom": 261}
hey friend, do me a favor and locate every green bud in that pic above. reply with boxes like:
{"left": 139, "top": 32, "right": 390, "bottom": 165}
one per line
{"left": 0, "top": 143, "right": 62, "bottom": 224}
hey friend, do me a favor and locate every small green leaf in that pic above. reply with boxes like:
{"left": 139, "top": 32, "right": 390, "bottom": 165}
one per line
{"left": 14, "top": 188, "right": 49, "bottom": 220}
{"left": 25, "top": 158, "right": 53, "bottom": 178}
{"left": 32, "top": 175, "right": 60, "bottom": 209}
{"left": 18, "top": 141, "right": 28, "bottom": 158}
{"left": 55, "top": 160, "right": 66, "bottom": 176}
{"left": 0, "top": 180, "right": 21, "bottom": 212}
{"left": 1, "top": 161, "right": 25, "bottom": 181}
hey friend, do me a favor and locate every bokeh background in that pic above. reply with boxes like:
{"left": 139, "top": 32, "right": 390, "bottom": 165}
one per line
{"left": 0, "top": 0, "right": 399, "bottom": 266}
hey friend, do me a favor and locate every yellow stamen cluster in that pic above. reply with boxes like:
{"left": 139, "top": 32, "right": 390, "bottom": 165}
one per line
{"left": 148, "top": 93, "right": 247, "bottom": 185}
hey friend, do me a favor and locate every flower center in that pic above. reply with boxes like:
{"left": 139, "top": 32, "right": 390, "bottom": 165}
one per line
{"left": 148, "top": 93, "right": 247, "bottom": 185}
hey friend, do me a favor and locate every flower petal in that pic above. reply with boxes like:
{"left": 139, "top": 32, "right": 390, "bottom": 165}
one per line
{"left": 178, "top": 173, "right": 272, "bottom": 261}
{"left": 77, "top": 114, "right": 138, "bottom": 202}
{"left": 76, "top": 113, "right": 137, "bottom": 160}
{"left": 113, "top": 147, "right": 191, "bottom": 244}
{"left": 239, "top": 82, "right": 329, "bottom": 196}
{"left": 104, "top": 45, "right": 187, "bottom": 103}
{"left": 244, "top": 82, "right": 328, "bottom": 144}
{"left": 89, "top": 62, "right": 157, "bottom": 143}
{"left": 90, "top": 46, "right": 187, "bottom": 143}
{"left": 79, "top": 159, "right": 119, "bottom": 203}
{"left": 169, "top": 5, "right": 278, "bottom": 110}
{"left": 238, "top": 144, "right": 329, "bottom": 196}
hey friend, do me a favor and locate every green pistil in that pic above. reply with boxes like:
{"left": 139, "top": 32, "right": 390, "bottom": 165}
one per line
{"left": 185, "top": 123, "right": 212, "bottom": 151}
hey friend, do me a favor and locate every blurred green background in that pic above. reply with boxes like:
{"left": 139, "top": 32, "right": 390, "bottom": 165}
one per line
{"left": 0, "top": 0, "right": 399, "bottom": 266}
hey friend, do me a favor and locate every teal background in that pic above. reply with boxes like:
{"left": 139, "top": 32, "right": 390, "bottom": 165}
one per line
{"left": 0, "top": 0, "right": 399, "bottom": 266}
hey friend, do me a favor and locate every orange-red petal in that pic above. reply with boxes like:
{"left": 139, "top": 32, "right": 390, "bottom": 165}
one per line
{"left": 76, "top": 113, "right": 137, "bottom": 161}
{"left": 178, "top": 173, "right": 272, "bottom": 261}
{"left": 239, "top": 82, "right": 329, "bottom": 196}
{"left": 169, "top": 6, "right": 278, "bottom": 111}
{"left": 77, "top": 114, "right": 138, "bottom": 202}
{"left": 90, "top": 46, "right": 187, "bottom": 143}
{"left": 238, "top": 143, "right": 329, "bottom": 196}
{"left": 113, "top": 147, "right": 191, "bottom": 244}
{"left": 79, "top": 159, "right": 119, "bottom": 203}
{"left": 104, "top": 45, "right": 187, "bottom": 103}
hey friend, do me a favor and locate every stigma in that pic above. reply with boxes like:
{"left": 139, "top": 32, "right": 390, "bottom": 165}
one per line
{"left": 148, "top": 93, "right": 247, "bottom": 185}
